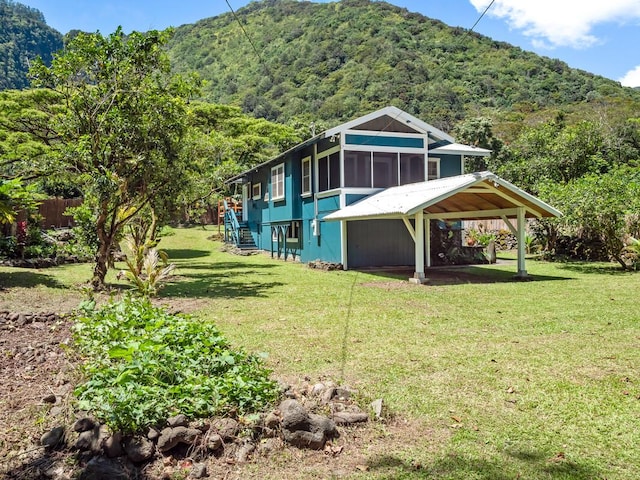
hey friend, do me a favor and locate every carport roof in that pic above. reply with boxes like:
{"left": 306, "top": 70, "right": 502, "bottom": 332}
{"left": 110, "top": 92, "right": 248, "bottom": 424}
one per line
{"left": 324, "top": 171, "right": 561, "bottom": 222}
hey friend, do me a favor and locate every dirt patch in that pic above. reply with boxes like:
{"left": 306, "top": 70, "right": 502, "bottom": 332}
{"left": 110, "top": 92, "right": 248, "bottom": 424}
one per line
{"left": 0, "top": 296, "right": 436, "bottom": 479}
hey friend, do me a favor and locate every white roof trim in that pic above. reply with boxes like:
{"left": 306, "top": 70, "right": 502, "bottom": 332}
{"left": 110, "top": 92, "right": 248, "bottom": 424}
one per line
{"left": 430, "top": 143, "right": 492, "bottom": 157}
{"left": 324, "top": 106, "right": 455, "bottom": 143}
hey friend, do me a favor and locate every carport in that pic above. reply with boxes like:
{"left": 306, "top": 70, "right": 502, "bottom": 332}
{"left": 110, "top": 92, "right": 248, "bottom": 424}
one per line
{"left": 324, "top": 171, "right": 562, "bottom": 282}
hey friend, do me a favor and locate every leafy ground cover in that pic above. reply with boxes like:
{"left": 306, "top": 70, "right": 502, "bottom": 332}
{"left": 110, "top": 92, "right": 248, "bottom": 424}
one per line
{"left": 1, "top": 226, "right": 639, "bottom": 479}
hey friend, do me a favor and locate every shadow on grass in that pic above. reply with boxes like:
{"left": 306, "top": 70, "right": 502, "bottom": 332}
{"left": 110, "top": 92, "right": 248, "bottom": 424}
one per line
{"left": 366, "top": 451, "right": 601, "bottom": 479}
{"left": 163, "top": 248, "right": 212, "bottom": 260}
{"left": 0, "top": 270, "right": 65, "bottom": 289}
{"left": 358, "top": 265, "right": 571, "bottom": 286}
{"left": 162, "top": 261, "right": 283, "bottom": 299}
{"left": 556, "top": 261, "right": 634, "bottom": 276}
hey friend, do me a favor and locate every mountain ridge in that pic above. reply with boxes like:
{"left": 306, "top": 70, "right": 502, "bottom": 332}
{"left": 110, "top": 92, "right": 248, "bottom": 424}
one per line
{"left": 166, "top": 0, "right": 640, "bottom": 130}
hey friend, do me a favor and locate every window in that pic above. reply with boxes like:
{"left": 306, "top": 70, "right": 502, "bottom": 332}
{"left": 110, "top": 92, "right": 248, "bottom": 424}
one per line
{"left": 301, "top": 157, "right": 311, "bottom": 195}
{"left": 318, "top": 152, "right": 341, "bottom": 192}
{"left": 271, "top": 163, "right": 285, "bottom": 200}
{"left": 400, "top": 153, "right": 425, "bottom": 184}
{"left": 287, "top": 221, "right": 300, "bottom": 240}
{"left": 252, "top": 182, "right": 261, "bottom": 200}
{"left": 373, "top": 152, "right": 398, "bottom": 188}
{"left": 344, "top": 151, "right": 372, "bottom": 188}
{"left": 428, "top": 158, "right": 440, "bottom": 180}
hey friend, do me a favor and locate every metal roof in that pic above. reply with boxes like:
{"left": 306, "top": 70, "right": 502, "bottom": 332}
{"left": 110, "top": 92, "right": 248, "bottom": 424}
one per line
{"left": 431, "top": 143, "right": 491, "bottom": 156}
{"left": 324, "top": 171, "right": 562, "bottom": 221}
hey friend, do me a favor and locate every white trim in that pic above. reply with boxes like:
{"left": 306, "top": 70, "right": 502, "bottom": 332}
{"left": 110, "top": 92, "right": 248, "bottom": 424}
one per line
{"left": 427, "top": 157, "right": 440, "bottom": 181}
{"left": 252, "top": 182, "right": 261, "bottom": 200}
{"left": 242, "top": 184, "right": 249, "bottom": 222}
{"left": 316, "top": 187, "right": 385, "bottom": 200}
{"left": 341, "top": 220, "right": 348, "bottom": 269}
{"left": 316, "top": 145, "right": 340, "bottom": 159}
{"left": 301, "top": 156, "right": 312, "bottom": 196}
{"left": 270, "top": 163, "right": 285, "bottom": 201}
{"left": 425, "top": 208, "right": 520, "bottom": 219}
{"left": 324, "top": 106, "right": 455, "bottom": 143}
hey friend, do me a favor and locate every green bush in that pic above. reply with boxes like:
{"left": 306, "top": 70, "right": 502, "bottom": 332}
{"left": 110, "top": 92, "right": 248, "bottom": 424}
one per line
{"left": 73, "top": 297, "right": 280, "bottom": 433}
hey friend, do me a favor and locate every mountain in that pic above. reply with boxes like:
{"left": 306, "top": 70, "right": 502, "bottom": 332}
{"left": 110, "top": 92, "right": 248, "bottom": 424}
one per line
{"left": 167, "top": 0, "right": 640, "bottom": 131}
{"left": 0, "top": 0, "right": 63, "bottom": 90}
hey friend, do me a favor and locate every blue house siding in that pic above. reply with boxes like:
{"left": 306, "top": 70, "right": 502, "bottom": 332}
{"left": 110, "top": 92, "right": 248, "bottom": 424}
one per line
{"left": 438, "top": 154, "right": 463, "bottom": 178}
{"left": 345, "top": 134, "right": 424, "bottom": 149}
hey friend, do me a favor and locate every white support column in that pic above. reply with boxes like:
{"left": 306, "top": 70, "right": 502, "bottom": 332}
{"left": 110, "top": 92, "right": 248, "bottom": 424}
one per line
{"left": 341, "top": 220, "right": 348, "bottom": 270}
{"left": 410, "top": 210, "right": 427, "bottom": 284}
{"left": 425, "top": 217, "right": 431, "bottom": 268}
{"left": 515, "top": 206, "right": 529, "bottom": 280}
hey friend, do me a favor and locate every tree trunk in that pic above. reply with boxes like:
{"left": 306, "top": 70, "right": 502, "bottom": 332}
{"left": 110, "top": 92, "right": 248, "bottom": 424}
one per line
{"left": 91, "top": 206, "right": 113, "bottom": 290}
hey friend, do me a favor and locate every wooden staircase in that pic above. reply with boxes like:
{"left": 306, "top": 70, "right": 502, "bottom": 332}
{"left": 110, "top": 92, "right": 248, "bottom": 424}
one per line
{"left": 223, "top": 199, "right": 257, "bottom": 252}
{"left": 236, "top": 222, "right": 257, "bottom": 250}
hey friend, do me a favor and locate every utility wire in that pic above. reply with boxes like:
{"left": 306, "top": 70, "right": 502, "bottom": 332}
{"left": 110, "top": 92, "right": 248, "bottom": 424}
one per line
{"left": 465, "top": 0, "right": 496, "bottom": 37}
{"left": 224, "top": 0, "right": 272, "bottom": 78}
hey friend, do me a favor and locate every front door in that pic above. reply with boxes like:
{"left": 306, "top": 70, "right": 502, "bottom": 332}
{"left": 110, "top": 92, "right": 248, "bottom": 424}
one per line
{"left": 242, "top": 184, "right": 249, "bottom": 222}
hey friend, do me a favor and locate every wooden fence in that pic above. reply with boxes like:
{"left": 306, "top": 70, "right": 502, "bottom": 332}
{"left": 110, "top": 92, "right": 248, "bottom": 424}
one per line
{"left": 13, "top": 197, "right": 82, "bottom": 229}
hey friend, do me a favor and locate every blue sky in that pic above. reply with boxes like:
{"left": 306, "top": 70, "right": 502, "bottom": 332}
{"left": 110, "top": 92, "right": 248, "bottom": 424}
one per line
{"left": 21, "top": 0, "right": 640, "bottom": 87}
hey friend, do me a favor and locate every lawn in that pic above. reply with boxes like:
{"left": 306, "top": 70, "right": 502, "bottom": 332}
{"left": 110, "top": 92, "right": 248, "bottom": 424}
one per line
{"left": 1, "top": 226, "right": 639, "bottom": 479}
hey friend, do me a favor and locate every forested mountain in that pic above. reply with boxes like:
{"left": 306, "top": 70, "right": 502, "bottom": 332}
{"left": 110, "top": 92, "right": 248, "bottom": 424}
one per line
{"left": 167, "top": 0, "right": 640, "bottom": 131}
{"left": 3, "top": 0, "right": 639, "bottom": 133}
{"left": 0, "top": 0, "right": 62, "bottom": 90}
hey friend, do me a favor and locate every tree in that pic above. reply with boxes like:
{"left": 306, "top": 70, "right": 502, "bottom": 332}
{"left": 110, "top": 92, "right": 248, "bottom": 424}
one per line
{"left": 28, "top": 28, "right": 198, "bottom": 289}
{"left": 452, "top": 116, "right": 503, "bottom": 173}
{"left": 0, "top": 177, "right": 41, "bottom": 224}
{"left": 539, "top": 166, "right": 640, "bottom": 269}
{"left": 177, "top": 102, "right": 301, "bottom": 220}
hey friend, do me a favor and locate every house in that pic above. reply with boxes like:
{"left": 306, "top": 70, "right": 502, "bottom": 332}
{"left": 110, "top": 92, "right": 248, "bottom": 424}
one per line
{"left": 225, "top": 106, "right": 560, "bottom": 281}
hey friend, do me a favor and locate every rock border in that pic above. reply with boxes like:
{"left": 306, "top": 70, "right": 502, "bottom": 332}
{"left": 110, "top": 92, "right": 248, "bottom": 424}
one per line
{"left": 39, "top": 380, "right": 374, "bottom": 479}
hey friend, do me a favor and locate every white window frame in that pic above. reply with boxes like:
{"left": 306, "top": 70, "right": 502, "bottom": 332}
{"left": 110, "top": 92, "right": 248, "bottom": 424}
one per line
{"left": 287, "top": 221, "right": 300, "bottom": 241}
{"left": 252, "top": 182, "right": 261, "bottom": 200}
{"left": 301, "top": 156, "right": 312, "bottom": 196}
{"left": 271, "top": 163, "right": 285, "bottom": 201}
{"left": 428, "top": 157, "right": 440, "bottom": 180}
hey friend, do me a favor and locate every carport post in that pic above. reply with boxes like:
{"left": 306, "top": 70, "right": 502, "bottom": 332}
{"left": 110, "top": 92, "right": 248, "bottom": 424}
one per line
{"left": 410, "top": 209, "right": 427, "bottom": 284}
{"left": 425, "top": 217, "right": 431, "bottom": 268}
{"left": 515, "top": 206, "right": 529, "bottom": 279}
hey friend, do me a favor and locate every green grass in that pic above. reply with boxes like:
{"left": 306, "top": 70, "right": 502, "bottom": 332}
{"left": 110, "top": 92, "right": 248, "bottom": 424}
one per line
{"left": 2, "top": 226, "right": 640, "bottom": 479}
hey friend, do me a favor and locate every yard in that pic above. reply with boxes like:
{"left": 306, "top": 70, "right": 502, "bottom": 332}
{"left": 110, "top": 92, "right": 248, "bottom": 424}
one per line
{"left": 1, "top": 226, "right": 639, "bottom": 479}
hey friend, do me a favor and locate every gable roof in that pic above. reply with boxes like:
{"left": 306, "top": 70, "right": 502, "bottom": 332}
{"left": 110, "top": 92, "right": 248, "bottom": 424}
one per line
{"left": 324, "top": 171, "right": 561, "bottom": 221}
{"left": 324, "top": 106, "right": 455, "bottom": 143}
{"left": 225, "top": 106, "right": 483, "bottom": 183}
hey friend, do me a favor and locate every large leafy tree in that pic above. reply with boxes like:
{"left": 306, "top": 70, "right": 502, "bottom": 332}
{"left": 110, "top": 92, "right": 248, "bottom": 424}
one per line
{"left": 177, "top": 102, "right": 301, "bottom": 220}
{"left": 0, "top": 178, "right": 41, "bottom": 224}
{"left": 28, "top": 27, "right": 198, "bottom": 289}
{"left": 539, "top": 167, "right": 640, "bottom": 269}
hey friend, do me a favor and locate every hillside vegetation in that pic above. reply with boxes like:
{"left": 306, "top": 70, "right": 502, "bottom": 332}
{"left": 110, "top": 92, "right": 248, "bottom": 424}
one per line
{"left": 0, "top": 0, "right": 62, "bottom": 90}
{"left": 167, "top": 0, "right": 640, "bottom": 130}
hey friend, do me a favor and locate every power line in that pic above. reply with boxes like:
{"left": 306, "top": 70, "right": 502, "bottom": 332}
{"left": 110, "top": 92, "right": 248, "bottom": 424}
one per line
{"left": 224, "top": 0, "right": 271, "bottom": 77}
{"left": 466, "top": 0, "right": 496, "bottom": 36}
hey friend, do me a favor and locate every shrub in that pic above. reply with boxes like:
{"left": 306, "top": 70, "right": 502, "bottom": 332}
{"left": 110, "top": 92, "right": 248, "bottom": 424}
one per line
{"left": 73, "top": 297, "right": 280, "bottom": 434}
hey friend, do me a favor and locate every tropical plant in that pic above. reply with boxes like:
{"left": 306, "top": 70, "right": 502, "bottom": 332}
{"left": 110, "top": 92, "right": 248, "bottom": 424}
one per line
{"left": 539, "top": 166, "right": 640, "bottom": 269}
{"left": 73, "top": 297, "right": 280, "bottom": 433}
{"left": 121, "top": 245, "right": 175, "bottom": 297}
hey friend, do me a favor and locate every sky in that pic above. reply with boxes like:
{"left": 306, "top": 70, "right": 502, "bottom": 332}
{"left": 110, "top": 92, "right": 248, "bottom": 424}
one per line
{"left": 19, "top": 0, "right": 640, "bottom": 88}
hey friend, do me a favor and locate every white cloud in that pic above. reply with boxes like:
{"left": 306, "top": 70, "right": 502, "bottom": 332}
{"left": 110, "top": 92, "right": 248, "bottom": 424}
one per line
{"left": 620, "top": 66, "right": 640, "bottom": 88}
{"left": 469, "top": 0, "right": 640, "bottom": 49}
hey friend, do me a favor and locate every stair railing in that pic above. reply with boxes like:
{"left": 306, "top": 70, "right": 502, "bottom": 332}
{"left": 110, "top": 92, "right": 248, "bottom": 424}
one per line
{"left": 223, "top": 199, "right": 241, "bottom": 245}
